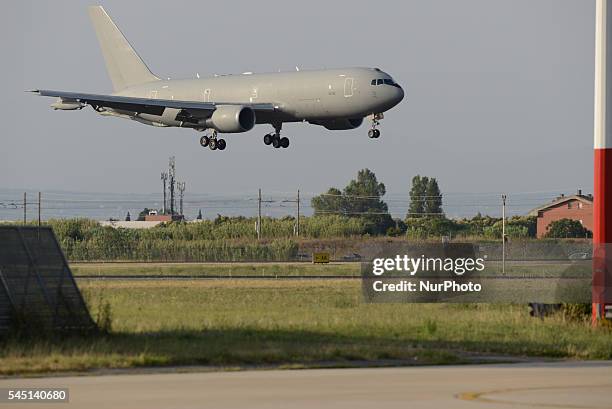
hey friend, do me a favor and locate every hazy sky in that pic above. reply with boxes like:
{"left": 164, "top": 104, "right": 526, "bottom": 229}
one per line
{"left": 1, "top": 0, "right": 596, "bottom": 199}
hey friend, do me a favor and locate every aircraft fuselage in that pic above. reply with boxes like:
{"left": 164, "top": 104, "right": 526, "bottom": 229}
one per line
{"left": 114, "top": 67, "right": 404, "bottom": 129}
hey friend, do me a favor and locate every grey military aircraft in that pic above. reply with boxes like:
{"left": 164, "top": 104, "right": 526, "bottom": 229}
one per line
{"left": 32, "top": 6, "right": 404, "bottom": 151}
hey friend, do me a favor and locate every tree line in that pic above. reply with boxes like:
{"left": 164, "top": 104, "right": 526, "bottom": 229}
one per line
{"left": 310, "top": 168, "right": 591, "bottom": 239}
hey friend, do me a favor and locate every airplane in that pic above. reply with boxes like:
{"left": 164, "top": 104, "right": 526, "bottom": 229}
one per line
{"left": 31, "top": 6, "right": 404, "bottom": 152}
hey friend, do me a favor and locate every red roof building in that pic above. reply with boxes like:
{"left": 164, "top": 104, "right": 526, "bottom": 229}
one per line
{"left": 528, "top": 190, "right": 593, "bottom": 238}
{"left": 144, "top": 214, "right": 173, "bottom": 222}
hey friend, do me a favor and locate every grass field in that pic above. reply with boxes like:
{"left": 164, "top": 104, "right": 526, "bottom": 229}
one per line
{"left": 71, "top": 262, "right": 360, "bottom": 277}
{"left": 70, "top": 260, "right": 590, "bottom": 278}
{"left": 1, "top": 271, "right": 611, "bottom": 376}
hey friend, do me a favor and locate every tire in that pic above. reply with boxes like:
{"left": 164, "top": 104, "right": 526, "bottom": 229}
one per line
{"left": 209, "top": 139, "right": 217, "bottom": 150}
{"left": 374, "top": 129, "right": 381, "bottom": 138}
{"left": 264, "top": 134, "right": 273, "bottom": 145}
{"left": 272, "top": 137, "right": 281, "bottom": 148}
{"left": 200, "top": 135, "right": 209, "bottom": 147}
{"left": 217, "top": 139, "right": 226, "bottom": 150}
{"left": 368, "top": 129, "right": 376, "bottom": 139}
{"left": 280, "top": 137, "right": 289, "bottom": 148}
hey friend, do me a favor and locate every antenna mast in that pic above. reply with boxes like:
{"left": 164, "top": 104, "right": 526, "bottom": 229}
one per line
{"left": 177, "top": 181, "right": 186, "bottom": 216}
{"left": 161, "top": 171, "right": 168, "bottom": 214}
{"left": 169, "top": 156, "right": 176, "bottom": 215}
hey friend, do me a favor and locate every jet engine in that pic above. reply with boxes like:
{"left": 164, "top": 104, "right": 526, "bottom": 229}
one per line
{"left": 311, "top": 118, "right": 364, "bottom": 130}
{"left": 205, "top": 105, "right": 256, "bottom": 133}
{"left": 51, "top": 99, "right": 84, "bottom": 110}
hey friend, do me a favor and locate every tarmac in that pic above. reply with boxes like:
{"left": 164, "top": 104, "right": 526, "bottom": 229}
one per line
{"left": 0, "top": 361, "right": 610, "bottom": 408}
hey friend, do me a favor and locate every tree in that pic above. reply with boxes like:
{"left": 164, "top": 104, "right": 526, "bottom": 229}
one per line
{"left": 408, "top": 175, "right": 427, "bottom": 217}
{"left": 311, "top": 169, "right": 392, "bottom": 234}
{"left": 197, "top": 209, "right": 203, "bottom": 220}
{"left": 125, "top": 212, "right": 131, "bottom": 221}
{"left": 508, "top": 216, "right": 537, "bottom": 238}
{"left": 424, "top": 178, "right": 443, "bottom": 217}
{"left": 407, "top": 175, "right": 443, "bottom": 218}
{"left": 343, "top": 169, "right": 388, "bottom": 215}
{"left": 545, "top": 219, "right": 592, "bottom": 238}
{"left": 311, "top": 187, "right": 344, "bottom": 216}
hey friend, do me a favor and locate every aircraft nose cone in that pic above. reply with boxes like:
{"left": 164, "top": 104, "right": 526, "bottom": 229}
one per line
{"left": 393, "top": 85, "right": 404, "bottom": 106}
{"left": 397, "top": 86, "right": 404, "bottom": 102}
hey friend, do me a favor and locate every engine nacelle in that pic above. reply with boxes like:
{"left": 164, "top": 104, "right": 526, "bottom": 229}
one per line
{"left": 311, "top": 118, "right": 364, "bottom": 130}
{"left": 51, "top": 98, "right": 84, "bottom": 111}
{"left": 205, "top": 105, "right": 256, "bottom": 133}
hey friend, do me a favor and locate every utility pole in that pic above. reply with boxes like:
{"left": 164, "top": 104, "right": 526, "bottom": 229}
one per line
{"left": 501, "top": 194, "right": 507, "bottom": 276}
{"left": 255, "top": 190, "right": 274, "bottom": 239}
{"left": 257, "top": 188, "right": 262, "bottom": 239}
{"left": 177, "top": 181, "right": 186, "bottom": 216}
{"left": 37, "top": 192, "right": 41, "bottom": 240}
{"left": 282, "top": 190, "right": 301, "bottom": 236}
{"left": 161, "top": 171, "right": 168, "bottom": 214}
{"left": 296, "top": 189, "right": 300, "bottom": 237}
{"left": 23, "top": 192, "right": 26, "bottom": 225}
{"left": 169, "top": 156, "right": 176, "bottom": 215}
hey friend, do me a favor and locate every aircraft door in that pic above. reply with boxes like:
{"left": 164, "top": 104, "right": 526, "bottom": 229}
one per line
{"left": 344, "top": 78, "right": 354, "bottom": 97}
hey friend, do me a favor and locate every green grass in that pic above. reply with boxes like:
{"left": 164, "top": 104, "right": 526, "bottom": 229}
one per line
{"left": 70, "top": 260, "right": 591, "bottom": 278}
{"left": 71, "top": 262, "right": 360, "bottom": 277}
{"left": 1, "top": 278, "right": 610, "bottom": 376}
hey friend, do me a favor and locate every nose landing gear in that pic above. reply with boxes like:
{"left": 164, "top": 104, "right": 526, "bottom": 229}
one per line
{"left": 200, "top": 130, "right": 226, "bottom": 151}
{"left": 368, "top": 113, "right": 383, "bottom": 139}
{"left": 264, "top": 123, "right": 289, "bottom": 149}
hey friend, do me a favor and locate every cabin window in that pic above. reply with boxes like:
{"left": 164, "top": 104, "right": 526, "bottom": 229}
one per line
{"left": 371, "top": 79, "right": 376, "bottom": 86}
{"left": 377, "top": 79, "right": 384, "bottom": 85}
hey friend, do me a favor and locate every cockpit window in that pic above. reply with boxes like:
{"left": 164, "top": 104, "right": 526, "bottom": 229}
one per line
{"left": 372, "top": 78, "right": 401, "bottom": 88}
{"left": 384, "top": 78, "right": 402, "bottom": 88}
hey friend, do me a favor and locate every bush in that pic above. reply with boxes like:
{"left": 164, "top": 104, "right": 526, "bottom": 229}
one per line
{"left": 562, "top": 303, "right": 591, "bottom": 322}
{"left": 545, "top": 219, "right": 592, "bottom": 239}
{"left": 405, "top": 217, "right": 460, "bottom": 239}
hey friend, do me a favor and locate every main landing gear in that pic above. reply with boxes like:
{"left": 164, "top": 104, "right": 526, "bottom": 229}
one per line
{"left": 368, "top": 113, "right": 383, "bottom": 139}
{"left": 263, "top": 124, "right": 289, "bottom": 149}
{"left": 199, "top": 130, "right": 226, "bottom": 151}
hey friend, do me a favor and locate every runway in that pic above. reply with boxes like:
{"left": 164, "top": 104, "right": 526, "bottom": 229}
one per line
{"left": 1, "top": 361, "right": 610, "bottom": 408}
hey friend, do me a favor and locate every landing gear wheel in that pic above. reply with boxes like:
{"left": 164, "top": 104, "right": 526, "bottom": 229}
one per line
{"left": 368, "top": 113, "right": 383, "bottom": 139}
{"left": 280, "top": 137, "right": 289, "bottom": 148}
{"left": 200, "top": 135, "right": 210, "bottom": 147}
{"left": 217, "top": 139, "right": 226, "bottom": 151}
{"left": 272, "top": 137, "right": 281, "bottom": 148}
{"left": 264, "top": 134, "right": 273, "bottom": 145}
{"left": 209, "top": 138, "right": 218, "bottom": 150}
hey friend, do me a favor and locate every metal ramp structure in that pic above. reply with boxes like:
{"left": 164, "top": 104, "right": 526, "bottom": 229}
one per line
{"left": 0, "top": 226, "right": 95, "bottom": 334}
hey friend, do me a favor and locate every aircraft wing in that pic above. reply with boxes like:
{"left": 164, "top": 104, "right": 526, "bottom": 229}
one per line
{"left": 30, "top": 89, "right": 277, "bottom": 119}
